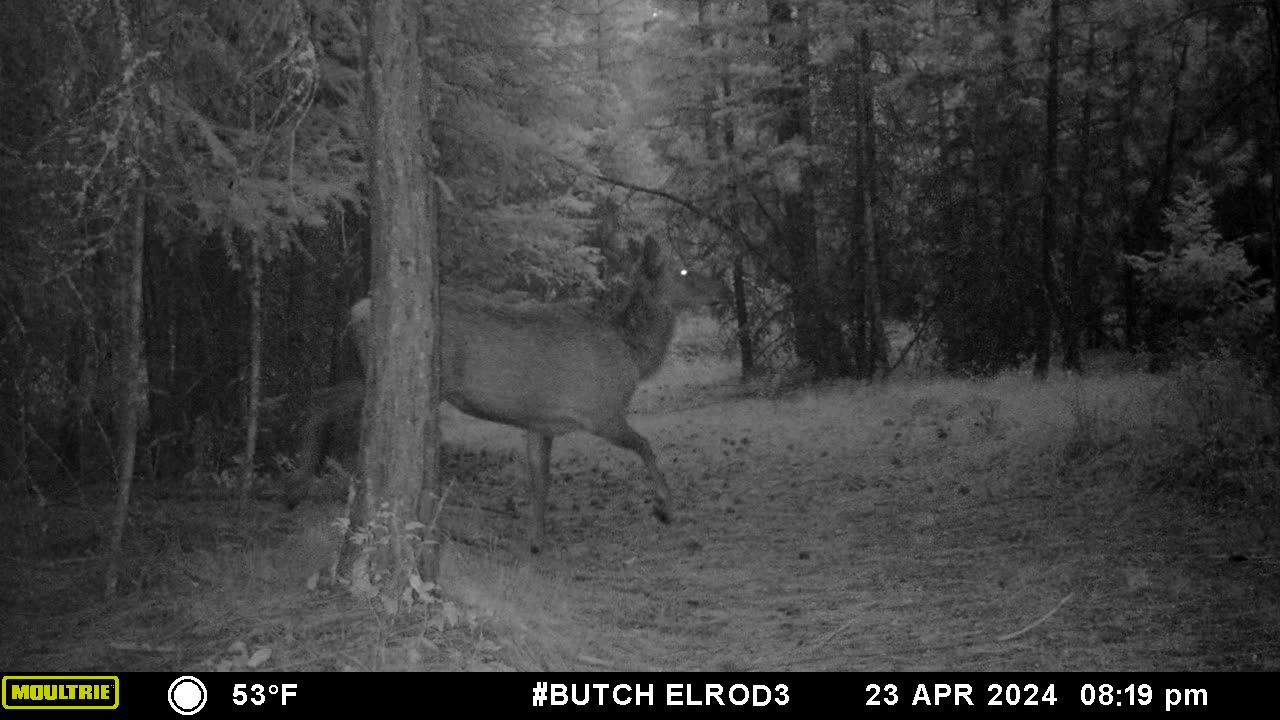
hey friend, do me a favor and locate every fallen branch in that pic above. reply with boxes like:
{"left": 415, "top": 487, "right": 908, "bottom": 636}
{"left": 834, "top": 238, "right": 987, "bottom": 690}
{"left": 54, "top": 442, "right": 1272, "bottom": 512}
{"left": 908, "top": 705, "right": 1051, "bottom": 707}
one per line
{"left": 996, "top": 593, "right": 1075, "bottom": 642}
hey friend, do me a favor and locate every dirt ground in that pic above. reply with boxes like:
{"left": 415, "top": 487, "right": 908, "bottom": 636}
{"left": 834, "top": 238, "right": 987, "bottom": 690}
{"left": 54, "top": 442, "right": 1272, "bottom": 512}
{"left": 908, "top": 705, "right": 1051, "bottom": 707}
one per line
{"left": 3, "top": 355, "right": 1279, "bottom": 672}
{"left": 429, "top": 366, "right": 1280, "bottom": 672}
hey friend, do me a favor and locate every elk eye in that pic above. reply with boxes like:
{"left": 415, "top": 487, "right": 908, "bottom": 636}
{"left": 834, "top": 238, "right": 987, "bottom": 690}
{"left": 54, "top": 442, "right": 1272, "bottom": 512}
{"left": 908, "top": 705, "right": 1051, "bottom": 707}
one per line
{"left": 680, "top": 269, "right": 688, "bottom": 276}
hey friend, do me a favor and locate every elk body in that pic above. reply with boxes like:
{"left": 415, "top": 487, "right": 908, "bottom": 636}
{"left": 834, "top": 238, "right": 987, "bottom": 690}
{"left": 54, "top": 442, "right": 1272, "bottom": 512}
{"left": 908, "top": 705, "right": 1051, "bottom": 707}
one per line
{"left": 285, "top": 237, "right": 723, "bottom": 552}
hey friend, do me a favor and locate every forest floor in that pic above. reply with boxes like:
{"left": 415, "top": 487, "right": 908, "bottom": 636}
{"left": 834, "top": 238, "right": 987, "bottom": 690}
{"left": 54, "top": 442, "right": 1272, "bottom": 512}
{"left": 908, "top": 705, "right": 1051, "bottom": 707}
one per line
{"left": 3, "top": 319, "right": 1279, "bottom": 673}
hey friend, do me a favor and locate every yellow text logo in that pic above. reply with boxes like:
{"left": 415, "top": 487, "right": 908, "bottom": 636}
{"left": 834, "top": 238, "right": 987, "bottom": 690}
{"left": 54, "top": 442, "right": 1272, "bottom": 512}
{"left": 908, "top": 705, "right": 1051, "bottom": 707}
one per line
{"left": 2, "top": 676, "right": 120, "bottom": 710}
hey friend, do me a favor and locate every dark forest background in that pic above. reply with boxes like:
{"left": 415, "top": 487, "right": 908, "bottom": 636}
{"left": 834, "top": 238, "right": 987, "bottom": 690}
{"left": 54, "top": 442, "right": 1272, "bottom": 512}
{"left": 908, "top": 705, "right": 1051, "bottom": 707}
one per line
{"left": 2, "top": 0, "right": 1277, "bottom": 512}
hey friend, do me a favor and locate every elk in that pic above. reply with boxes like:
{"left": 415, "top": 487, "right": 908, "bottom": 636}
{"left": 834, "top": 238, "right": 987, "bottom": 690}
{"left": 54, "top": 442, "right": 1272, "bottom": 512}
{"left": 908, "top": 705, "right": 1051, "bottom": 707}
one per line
{"left": 285, "top": 237, "right": 723, "bottom": 552}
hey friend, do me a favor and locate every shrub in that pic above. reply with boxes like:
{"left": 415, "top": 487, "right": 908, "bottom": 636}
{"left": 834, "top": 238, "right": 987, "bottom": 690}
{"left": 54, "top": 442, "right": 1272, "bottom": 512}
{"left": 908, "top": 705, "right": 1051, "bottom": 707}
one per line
{"left": 1152, "top": 356, "right": 1278, "bottom": 502}
{"left": 1125, "top": 179, "right": 1273, "bottom": 359}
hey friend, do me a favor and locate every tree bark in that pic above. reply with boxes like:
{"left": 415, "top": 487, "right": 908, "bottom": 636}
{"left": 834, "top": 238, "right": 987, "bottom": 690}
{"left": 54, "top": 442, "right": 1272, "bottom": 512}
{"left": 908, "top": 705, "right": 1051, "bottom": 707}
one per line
{"left": 1268, "top": 0, "right": 1280, "bottom": 339}
{"left": 1033, "top": 0, "right": 1062, "bottom": 380}
{"left": 106, "top": 176, "right": 146, "bottom": 599}
{"left": 347, "top": 0, "right": 441, "bottom": 597}
{"left": 704, "top": 3, "right": 755, "bottom": 378}
{"left": 104, "top": 0, "right": 146, "bottom": 600}
{"left": 858, "top": 26, "right": 884, "bottom": 379}
{"left": 768, "top": 1, "right": 846, "bottom": 378}
{"left": 239, "top": 229, "right": 263, "bottom": 508}
{"left": 1062, "top": 19, "right": 1094, "bottom": 372}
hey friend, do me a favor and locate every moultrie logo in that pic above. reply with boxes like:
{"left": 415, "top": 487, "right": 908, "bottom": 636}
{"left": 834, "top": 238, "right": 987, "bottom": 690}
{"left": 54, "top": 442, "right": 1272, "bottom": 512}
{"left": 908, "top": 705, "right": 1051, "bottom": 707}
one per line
{"left": 2, "top": 675, "right": 120, "bottom": 710}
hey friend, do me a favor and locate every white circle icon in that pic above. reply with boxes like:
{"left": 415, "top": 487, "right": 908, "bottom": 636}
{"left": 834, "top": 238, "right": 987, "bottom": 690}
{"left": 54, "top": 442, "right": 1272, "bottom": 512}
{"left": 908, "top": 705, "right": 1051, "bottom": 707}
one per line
{"left": 168, "top": 676, "right": 207, "bottom": 715}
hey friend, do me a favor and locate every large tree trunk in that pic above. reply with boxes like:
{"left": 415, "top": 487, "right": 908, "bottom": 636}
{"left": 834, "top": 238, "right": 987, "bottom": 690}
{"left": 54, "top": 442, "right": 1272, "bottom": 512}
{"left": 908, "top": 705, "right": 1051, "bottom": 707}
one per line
{"left": 701, "top": 1, "right": 755, "bottom": 378}
{"left": 1117, "top": 29, "right": 1142, "bottom": 350}
{"left": 106, "top": 176, "right": 146, "bottom": 599}
{"left": 996, "top": 0, "right": 1018, "bottom": 266}
{"left": 104, "top": 0, "right": 146, "bottom": 600}
{"left": 346, "top": 0, "right": 441, "bottom": 597}
{"left": 1062, "top": 19, "right": 1095, "bottom": 372}
{"left": 1033, "top": 0, "right": 1062, "bottom": 380}
{"left": 858, "top": 26, "right": 884, "bottom": 379}
{"left": 769, "top": 1, "right": 846, "bottom": 379}
{"left": 1268, "top": 0, "right": 1280, "bottom": 340}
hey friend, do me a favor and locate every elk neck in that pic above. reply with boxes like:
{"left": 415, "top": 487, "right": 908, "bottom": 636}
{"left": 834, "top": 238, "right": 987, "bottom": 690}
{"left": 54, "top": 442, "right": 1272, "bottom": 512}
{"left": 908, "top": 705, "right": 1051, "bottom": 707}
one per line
{"left": 611, "top": 282, "right": 679, "bottom": 381}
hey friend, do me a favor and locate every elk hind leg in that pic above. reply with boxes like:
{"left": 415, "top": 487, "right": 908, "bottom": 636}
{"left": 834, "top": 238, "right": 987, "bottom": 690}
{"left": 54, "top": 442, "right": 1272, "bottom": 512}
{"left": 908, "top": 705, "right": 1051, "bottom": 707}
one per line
{"left": 284, "top": 380, "right": 362, "bottom": 509}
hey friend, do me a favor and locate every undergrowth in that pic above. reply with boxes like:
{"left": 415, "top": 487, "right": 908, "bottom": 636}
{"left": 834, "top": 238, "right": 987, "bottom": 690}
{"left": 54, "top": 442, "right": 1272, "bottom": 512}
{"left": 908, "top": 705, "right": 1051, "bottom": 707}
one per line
{"left": 5, "top": 333, "right": 1279, "bottom": 672}
{"left": 1064, "top": 354, "right": 1278, "bottom": 511}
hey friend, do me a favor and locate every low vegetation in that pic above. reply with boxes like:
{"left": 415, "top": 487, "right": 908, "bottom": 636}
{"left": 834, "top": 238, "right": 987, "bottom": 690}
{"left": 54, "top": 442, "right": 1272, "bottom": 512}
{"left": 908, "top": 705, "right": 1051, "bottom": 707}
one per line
{"left": 4, "top": 317, "right": 1276, "bottom": 671}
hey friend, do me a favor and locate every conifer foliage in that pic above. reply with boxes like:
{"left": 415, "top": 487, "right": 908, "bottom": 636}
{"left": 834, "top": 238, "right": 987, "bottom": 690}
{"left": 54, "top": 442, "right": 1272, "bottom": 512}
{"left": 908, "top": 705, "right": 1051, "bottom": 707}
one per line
{"left": 0, "top": 0, "right": 1276, "bottom": 512}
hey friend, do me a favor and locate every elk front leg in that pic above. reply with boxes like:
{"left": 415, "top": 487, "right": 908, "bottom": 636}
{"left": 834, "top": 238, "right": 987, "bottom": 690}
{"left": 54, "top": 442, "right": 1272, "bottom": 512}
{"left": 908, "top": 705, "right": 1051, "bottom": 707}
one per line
{"left": 525, "top": 431, "right": 553, "bottom": 553}
{"left": 596, "top": 418, "right": 672, "bottom": 524}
